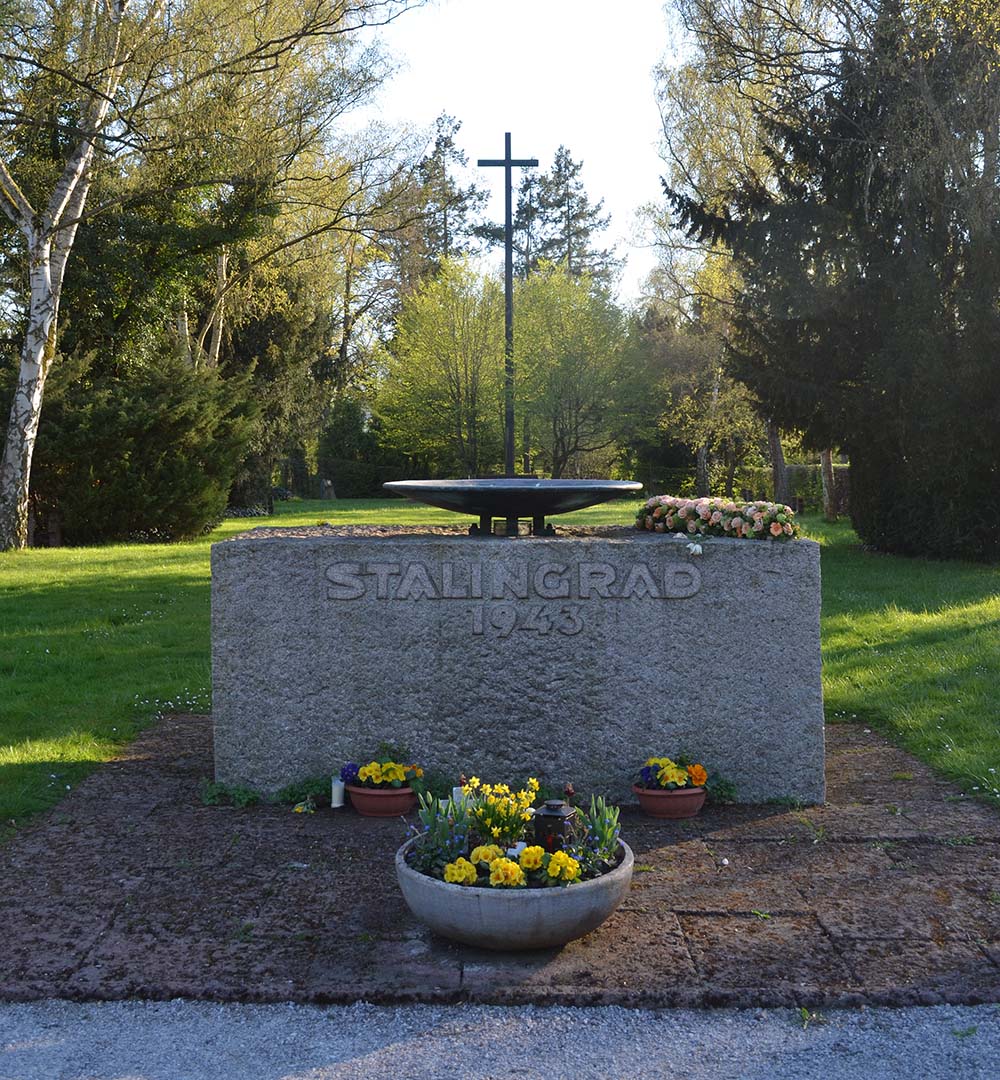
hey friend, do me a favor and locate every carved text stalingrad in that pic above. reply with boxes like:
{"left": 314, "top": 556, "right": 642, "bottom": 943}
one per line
{"left": 324, "top": 560, "right": 701, "bottom": 602}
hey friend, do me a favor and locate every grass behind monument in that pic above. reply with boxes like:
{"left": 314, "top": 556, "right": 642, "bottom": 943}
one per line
{"left": 1, "top": 500, "right": 997, "bottom": 836}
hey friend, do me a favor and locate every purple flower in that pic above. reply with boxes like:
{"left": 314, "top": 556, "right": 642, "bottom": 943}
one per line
{"left": 340, "top": 762, "right": 360, "bottom": 785}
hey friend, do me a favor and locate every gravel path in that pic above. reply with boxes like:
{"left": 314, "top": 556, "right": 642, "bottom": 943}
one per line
{"left": 2, "top": 1000, "right": 998, "bottom": 1080}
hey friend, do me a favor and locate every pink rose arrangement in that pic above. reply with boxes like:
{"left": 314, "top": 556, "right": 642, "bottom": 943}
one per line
{"left": 636, "top": 496, "right": 799, "bottom": 541}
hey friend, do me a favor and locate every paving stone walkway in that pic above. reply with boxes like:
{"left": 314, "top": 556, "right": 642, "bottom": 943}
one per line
{"left": 1, "top": 715, "right": 998, "bottom": 1008}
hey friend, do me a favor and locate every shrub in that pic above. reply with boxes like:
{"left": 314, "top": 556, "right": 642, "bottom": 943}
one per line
{"left": 31, "top": 355, "right": 254, "bottom": 544}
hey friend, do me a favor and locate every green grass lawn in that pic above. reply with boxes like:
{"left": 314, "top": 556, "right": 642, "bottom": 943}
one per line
{"left": 1, "top": 499, "right": 997, "bottom": 838}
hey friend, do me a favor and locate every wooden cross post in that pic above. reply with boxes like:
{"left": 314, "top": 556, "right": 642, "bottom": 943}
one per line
{"left": 478, "top": 133, "right": 538, "bottom": 498}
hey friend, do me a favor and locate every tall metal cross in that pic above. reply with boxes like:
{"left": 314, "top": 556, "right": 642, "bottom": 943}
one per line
{"left": 478, "top": 133, "right": 538, "bottom": 478}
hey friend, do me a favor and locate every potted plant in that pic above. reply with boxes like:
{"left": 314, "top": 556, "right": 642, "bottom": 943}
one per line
{"left": 340, "top": 754, "right": 424, "bottom": 817}
{"left": 632, "top": 755, "right": 708, "bottom": 818}
{"left": 396, "top": 778, "right": 633, "bottom": 950}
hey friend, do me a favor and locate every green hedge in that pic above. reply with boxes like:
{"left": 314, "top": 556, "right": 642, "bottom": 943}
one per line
{"left": 320, "top": 458, "right": 412, "bottom": 499}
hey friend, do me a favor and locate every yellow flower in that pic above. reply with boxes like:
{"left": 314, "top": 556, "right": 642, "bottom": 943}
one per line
{"left": 489, "top": 858, "right": 526, "bottom": 887}
{"left": 381, "top": 762, "right": 406, "bottom": 784}
{"left": 491, "top": 826, "right": 501, "bottom": 838}
{"left": 470, "top": 844, "right": 504, "bottom": 865}
{"left": 547, "top": 850, "right": 581, "bottom": 882}
{"left": 444, "top": 857, "right": 478, "bottom": 885}
{"left": 411, "top": 766, "right": 424, "bottom": 778}
{"left": 657, "top": 763, "right": 689, "bottom": 787}
{"left": 519, "top": 845, "right": 544, "bottom": 870}
{"left": 358, "top": 761, "right": 382, "bottom": 784}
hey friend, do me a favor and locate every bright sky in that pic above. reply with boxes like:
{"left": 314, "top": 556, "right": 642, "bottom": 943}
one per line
{"left": 357, "top": 0, "right": 673, "bottom": 304}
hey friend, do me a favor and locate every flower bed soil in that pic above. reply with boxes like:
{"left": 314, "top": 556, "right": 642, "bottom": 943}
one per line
{"left": 1, "top": 714, "right": 998, "bottom": 1008}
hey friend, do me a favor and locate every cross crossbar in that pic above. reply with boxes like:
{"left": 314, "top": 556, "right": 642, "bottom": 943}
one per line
{"left": 478, "top": 158, "right": 539, "bottom": 168}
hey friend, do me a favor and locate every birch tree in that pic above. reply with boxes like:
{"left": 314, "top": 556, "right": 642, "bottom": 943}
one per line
{"left": 0, "top": 0, "right": 417, "bottom": 550}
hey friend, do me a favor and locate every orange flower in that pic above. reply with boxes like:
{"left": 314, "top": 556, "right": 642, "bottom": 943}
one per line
{"left": 687, "top": 764, "right": 708, "bottom": 787}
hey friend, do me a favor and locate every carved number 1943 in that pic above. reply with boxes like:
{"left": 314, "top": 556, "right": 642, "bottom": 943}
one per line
{"left": 470, "top": 603, "right": 584, "bottom": 638}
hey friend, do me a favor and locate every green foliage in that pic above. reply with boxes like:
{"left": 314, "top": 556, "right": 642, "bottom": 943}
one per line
{"left": 569, "top": 794, "right": 622, "bottom": 876}
{"left": 199, "top": 780, "right": 261, "bottom": 808}
{"left": 31, "top": 354, "right": 254, "bottom": 543}
{"left": 705, "top": 774, "right": 737, "bottom": 804}
{"left": 498, "top": 146, "right": 620, "bottom": 283}
{"left": 665, "top": 3, "right": 1000, "bottom": 559}
{"left": 386, "top": 114, "right": 489, "bottom": 298}
{"left": 798, "top": 1008, "right": 828, "bottom": 1030}
{"left": 0, "top": 0, "right": 412, "bottom": 553}
{"left": 225, "top": 265, "right": 338, "bottom": 508}
{"left": 315, "top": 458, "right": 411, "bottom": 498}
{"left": 317, "top": 397, "right": 410, "bottom": 495}
{"left": 414, "top": 768, "right": 456, "bottom": 801}
{"left": 514, "top": 264, "right": 626, "bottom": 477}
{"left": 621, "top": 298, "right": 765, "bottom": 498}
{"left": 376, "top": 259, "right": 504, "bottom": 476}
{"left": 407, "top": 791, "right": 473, "bottom": 877}
{"left": 318, "top": 397, "right": 377, "bottom": 465}
{"left": 273, "top": 776, "right": 331, "bottom": 806}
{"left": 742, "top": 463, "right": 850, "bottom": 513}
{"left": 615, "top": 309, "right": 697, "bottom": 489}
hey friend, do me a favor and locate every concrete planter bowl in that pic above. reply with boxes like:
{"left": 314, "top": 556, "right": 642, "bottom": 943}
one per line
{"left": 395, "top": 837, "right": 634, "bottom": 950}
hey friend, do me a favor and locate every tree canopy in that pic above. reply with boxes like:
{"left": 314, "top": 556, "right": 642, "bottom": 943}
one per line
{"left": 0, "top": 0, "right": 420, "bottom": 548}
{"left": 658, "top": 0, "right": 1000, "bottom": 557}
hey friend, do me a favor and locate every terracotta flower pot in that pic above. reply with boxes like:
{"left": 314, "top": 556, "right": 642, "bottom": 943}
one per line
{"left": 345, "top": 784, "right": 417, "bottom": 817}
{"left": 632, "top": 783, "right": 706, "bottom": 819}
{"left": 396, "top": 837, "right": 634, "bottom": 950}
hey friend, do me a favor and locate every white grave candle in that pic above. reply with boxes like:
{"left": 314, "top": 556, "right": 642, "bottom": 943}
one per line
{"left": 330, "top": 778, "right": 345, "bottom": 808}
{"left": 451, "top": 785, "right": 466, "bottom": 805}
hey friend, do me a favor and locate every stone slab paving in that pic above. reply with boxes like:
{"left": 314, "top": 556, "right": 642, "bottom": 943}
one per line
{"left": 0, "top": 714, "right": 998, "bottom": 1008}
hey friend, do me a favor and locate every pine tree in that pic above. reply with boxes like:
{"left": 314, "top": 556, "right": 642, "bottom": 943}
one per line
{"left": 665, "top": 3, "right": 1000, "bottom": 559}
{"left": 387, "top": 115, "right": 489, "bottom": 298}
{"left": 480, "top": 147, "right": 620, "bottom": 283}
{"left": 527, "top": 147, "right": 618, "bottom": 280}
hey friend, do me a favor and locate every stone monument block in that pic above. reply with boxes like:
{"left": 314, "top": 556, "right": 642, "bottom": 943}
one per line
{"left": 211, "top": 530, "right": 825, "bottom": 803}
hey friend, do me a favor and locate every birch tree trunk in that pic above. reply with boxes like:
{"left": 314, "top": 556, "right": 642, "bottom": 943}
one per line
{"left": 0, "top": 6, "right": 123, "bottom": 549}
{"left": 0, "top": 238, "right": 57, "bottom": 549}
{"left": 176, "top": 308, "right": 194, "bottom": 365}
{"left": 0, "top": 161, "right": 94, "bottom": 549}
{"left": 206, "top": 248, "right": 228, "bottom": 369}
{"left": 695, "top": 444, "right": 710, "bottom": 496}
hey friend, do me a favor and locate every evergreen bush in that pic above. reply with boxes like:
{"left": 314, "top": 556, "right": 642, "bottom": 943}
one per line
{"left": 31, "top": 355, "right": 253, "bottom": 544}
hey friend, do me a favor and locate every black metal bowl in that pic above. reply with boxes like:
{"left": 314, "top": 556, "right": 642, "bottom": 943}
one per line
{"left": 383, "top": 478, "right": 643, "bottom": 519}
